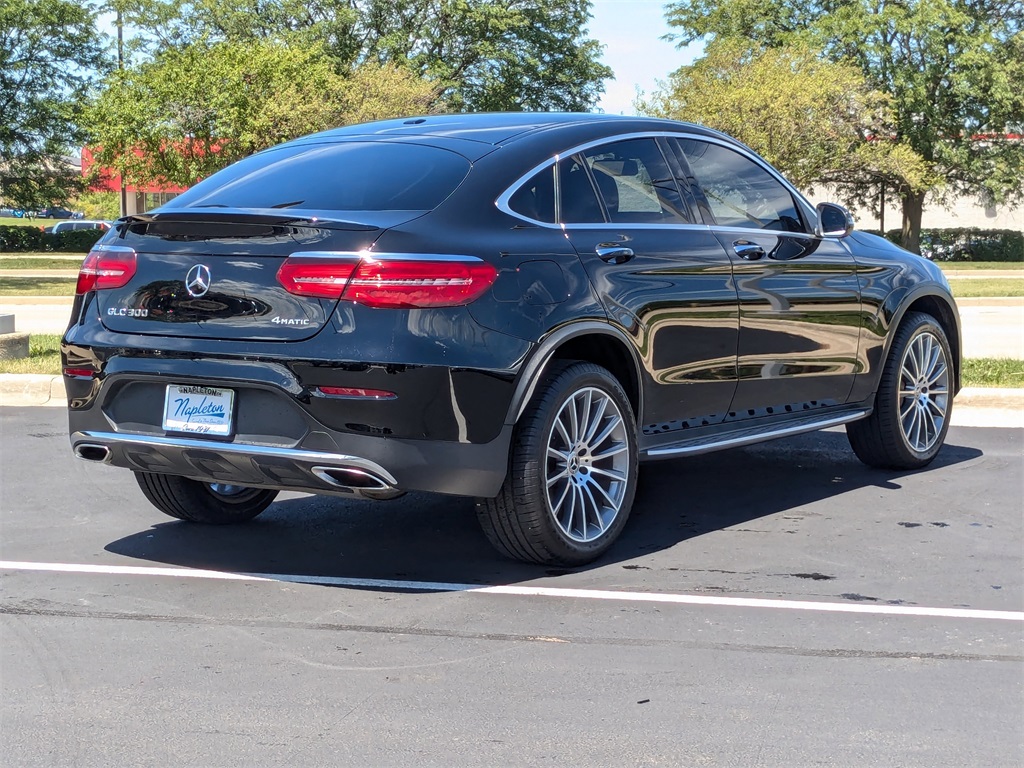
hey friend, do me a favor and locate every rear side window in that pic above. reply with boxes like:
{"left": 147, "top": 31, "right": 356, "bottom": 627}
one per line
{"left": 508, "top": 166, "right": 556, "bottom": 223}
{"left": 582, "top": 139, "right": 691, "bottom": 224}
{"left": 164, "top": 142, "right": 472, "bottom": 212}
{"left": 559, "top": 156, "right": 604, "bottom": 223}
{"left": 679, "top": 140, "right": 805, "bottom": 232}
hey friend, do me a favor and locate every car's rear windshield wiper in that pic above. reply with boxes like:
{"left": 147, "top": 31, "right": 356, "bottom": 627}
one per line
{"left": 269, "top": 200, "right": 305, "bottom": 209}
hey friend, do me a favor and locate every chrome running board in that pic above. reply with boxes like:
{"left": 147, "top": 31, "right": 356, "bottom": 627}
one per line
{"left": 643, "top": 409, "right": 869, "bottom": 459}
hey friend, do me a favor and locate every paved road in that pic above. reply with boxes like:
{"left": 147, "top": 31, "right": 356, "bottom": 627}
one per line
{"left": 959, "top": 300, "right": 1024, "bottom": 359}
{"left": 1, "top": 408, "right": 1021, "bottom": 766}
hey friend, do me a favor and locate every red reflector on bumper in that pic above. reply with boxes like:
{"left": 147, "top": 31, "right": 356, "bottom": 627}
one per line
{"left": 63, "top": 367, "right": 96, "bottom": 379}
{"left": 314, "top": 386, "right": 397, "bottom": 400}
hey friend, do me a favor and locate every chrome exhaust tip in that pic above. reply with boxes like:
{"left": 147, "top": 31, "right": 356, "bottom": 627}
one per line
{"left": 75, "top": 443, "right": 111, "bottom": 463}
{"left": 311, "top": 466, "right": 404, "bottom": 500}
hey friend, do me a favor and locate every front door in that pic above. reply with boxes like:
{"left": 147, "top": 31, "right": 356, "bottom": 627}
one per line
{"left": 673, "top": 138, "right": 862, "bottom": 418}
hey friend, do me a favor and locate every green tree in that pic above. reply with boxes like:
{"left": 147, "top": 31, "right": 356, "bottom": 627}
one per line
{"left": 664, "top": 0, "right": 1024, "bottom": 252}
{"left": 118, "top": 0, "right": 612, "bottom": 111}
{"left": 69, "top": 191, "right": 122, "bottom": 220}
{"left": 639, "top": 40, "right": 934, "bottom": 217}
{"left": 86, "top": 40, "right": 437, "bottom": 188}
{"left": 0, "top": 0, "right": 109, "bottom": 209}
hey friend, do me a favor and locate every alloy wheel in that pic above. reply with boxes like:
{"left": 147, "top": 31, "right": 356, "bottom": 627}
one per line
{"left": 897, "top": 331, "right": 950, "bottom": 453}
{"left": 544, "top": 386, "right": 630, "bottom": 542}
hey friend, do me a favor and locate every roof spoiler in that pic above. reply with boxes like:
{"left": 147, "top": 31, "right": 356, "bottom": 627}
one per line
{"left": 120, "top": 209, "right": 379, "bottom": 231}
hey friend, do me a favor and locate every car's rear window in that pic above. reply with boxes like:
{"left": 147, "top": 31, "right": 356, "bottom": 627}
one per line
{"left": 163, "top": 141, "right": 472, "bottom": 212}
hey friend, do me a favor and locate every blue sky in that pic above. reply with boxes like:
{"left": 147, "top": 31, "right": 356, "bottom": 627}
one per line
{"left": 589, "top": 0, "right": 703, "bottom": 115}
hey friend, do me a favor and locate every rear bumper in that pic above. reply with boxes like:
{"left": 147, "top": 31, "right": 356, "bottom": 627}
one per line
{"left": 70, "top": 424, "right": 513, "bottom": 498}
{"left": 64, "top": 356, "right": 518, "bottom": 498}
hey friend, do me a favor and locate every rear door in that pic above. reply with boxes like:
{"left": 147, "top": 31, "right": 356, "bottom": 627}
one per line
{"left": 559, "top": 136, "right": 739, "bottom": 429}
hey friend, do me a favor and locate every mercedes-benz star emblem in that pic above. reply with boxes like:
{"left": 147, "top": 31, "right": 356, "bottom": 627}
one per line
{"left": 185, "top": 264, "right": 212, "bottom": 298}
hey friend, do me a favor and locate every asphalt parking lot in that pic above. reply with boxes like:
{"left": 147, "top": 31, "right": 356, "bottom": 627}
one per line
{"left": 1, "top": 407, "right": 1021, "bottom": 766}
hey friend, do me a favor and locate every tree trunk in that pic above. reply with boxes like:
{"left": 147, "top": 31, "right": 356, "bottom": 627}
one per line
{"left": 900, "top": 190, "right": 925, "bottom": 254}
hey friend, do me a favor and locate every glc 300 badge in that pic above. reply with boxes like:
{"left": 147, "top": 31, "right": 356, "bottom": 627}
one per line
{"left": 185, "top": 264, "right": 212, "bottom": 297}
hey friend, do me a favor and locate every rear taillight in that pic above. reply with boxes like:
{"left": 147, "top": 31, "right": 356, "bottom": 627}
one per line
{"left": 76, "top": 245, "right": 137, "bottom": 294}
{"left": 277, "top": 252, "right": 498, "bottom": 308}
{"left": 347, "top": 258, "right": 498, "bottom": 308}
{"left": 277, "top": 255, "right": 358, "bottom": 299}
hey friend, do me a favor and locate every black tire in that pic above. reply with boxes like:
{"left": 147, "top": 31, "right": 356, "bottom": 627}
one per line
{"left": 847, "top": 311, "right": 953, "bottom": 469}
{"left": 134, "top": 472, "right": 277, "bottom": 524}
{"left": 476, "top": 361, "right": 638, "bottom": 566}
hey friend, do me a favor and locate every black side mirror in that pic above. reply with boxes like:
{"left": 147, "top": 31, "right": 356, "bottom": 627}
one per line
{"left": 815, "top": 203, "right": 855, "bottom": 238}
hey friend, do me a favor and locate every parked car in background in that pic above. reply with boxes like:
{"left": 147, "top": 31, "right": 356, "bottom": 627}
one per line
{"left": 39, "top": 207, "right": 83, "bottom": 219}
{"left": 49, "top": 220, "right": 110, "bottom": 234}
{"left": 63, "top": 113, "right": 961, "bottom": 566}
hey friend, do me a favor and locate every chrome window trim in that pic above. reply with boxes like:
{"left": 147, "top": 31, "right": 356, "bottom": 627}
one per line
{"left": 495, "top": 130, "right": 817, "bottom": 234}
{"left": 703, "top": 225, "right": 819, "bottom": 241}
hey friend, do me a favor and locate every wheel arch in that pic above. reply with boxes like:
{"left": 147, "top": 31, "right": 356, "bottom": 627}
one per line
{"left": 505, "top": 322, "right": 642, "bottom": 425}
{"left": 882, "top": 287, "right": 962, "bottom": 394}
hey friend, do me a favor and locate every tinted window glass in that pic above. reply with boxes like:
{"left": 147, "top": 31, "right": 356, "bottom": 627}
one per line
{"left": 583, "top": 139, "right": 690, "bottom": 224}
{"left": 679, "top": 140, "right": 805, "bottom": 232}
{"left": 164, "top": 142, "right": 471, "bottom": 212}
{"left": 558, "top": 156, "right": 604, "bottom": 223}
{"left": 508, "top": 165, "right": 555, "bottom": 223}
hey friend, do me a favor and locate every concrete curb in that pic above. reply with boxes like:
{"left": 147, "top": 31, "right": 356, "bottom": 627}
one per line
{"left": 0, "top": 374, "right": 66, "bottom": 407}
{"left": 2, "top": 375, "right": 1020, "bottom": 429}
{"left": 0, "top": 296, "right": 74, "bottom": 306}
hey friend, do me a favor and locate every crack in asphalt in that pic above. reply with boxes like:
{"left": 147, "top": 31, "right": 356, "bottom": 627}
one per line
{"left": 2, "top": 602, "right": 1019, "bottom": 664}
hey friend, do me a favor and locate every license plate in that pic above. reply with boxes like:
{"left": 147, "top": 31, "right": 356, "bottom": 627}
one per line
{"left": 162, "top": 385, "right": 234, "bottom": 437}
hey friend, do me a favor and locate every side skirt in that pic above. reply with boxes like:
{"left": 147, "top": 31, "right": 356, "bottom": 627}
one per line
{"left": 639, "top": 406, "right": 870, "bottom": 461}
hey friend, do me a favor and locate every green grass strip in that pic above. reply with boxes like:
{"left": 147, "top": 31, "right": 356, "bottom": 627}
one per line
{"left": 0, "top": 257, "right": 84, "bottom": 269}
{"left": 0, "top": 334, "right": 62, "bottom": 374}
{"left": 961, "top": 358, "right": 1024, "bottom": 388}
{"left": 938, "top": 262, "right": 1023, "bottom": 271}
{"left": 949, "top": 279, "right": 1024, "bottom": 298}
{"left": 0, "top": 277, "right": 76, "bottom": 295}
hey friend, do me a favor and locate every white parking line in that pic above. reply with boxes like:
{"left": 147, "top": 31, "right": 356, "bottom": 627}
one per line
{"left": 2, "top": 560, "right": 1021, "bottom": 622}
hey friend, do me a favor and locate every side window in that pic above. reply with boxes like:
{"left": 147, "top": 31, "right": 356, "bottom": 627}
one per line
{"left": 679, "top": 140, "right": 805, "bottom": 233}
{"left": 558, "top": 156, "right": 604, "bottom": 223}
{"left": 508, "top": 165, "right": 555, "bottom": 223}
{"left": 582, "top": 139, "right": 691, "bottom": 224}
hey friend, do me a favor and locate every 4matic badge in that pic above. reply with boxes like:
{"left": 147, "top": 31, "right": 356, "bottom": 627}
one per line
{"left": 270, "top": 316, "right": 311, "bottom": 325}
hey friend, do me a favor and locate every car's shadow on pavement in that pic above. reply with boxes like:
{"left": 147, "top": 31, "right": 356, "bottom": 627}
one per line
{"left": 105, "top": 431, "right": 983, "bottom": 586}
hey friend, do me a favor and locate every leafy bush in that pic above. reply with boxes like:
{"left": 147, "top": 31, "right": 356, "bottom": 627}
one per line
{"left": 880, "top": 228, "right": 1024, "bottom": 262}
{"left": 0, "top": 224, "right": 47, "bottom": 251}
{"left": 0, "top": 225, "right": 106, "bottom": 253}
{"left": 51, "top": 228, "right": 106, "bottom": 252}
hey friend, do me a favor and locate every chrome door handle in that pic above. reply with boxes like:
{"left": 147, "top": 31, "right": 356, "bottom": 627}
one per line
{"left": 733, "top": 240, "right": 765, "bottom": 260}
{"left": 596, "top": 246, "right": 634, "bottom": 264}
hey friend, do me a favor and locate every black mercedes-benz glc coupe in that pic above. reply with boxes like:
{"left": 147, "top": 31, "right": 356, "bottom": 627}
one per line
{"left": 63, "top": 113, "right": 960, "bottom": 565}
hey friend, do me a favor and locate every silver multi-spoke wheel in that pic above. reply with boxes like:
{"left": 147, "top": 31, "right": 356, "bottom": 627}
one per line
{"left": 477, "top": 362, "right": 638, "bottom": 565}
{"left": 545, "top": 387, "right": 629, "bottom": 542}
{"left": 847, "top": 312, "right": 954, "bottom": 470}
{"left": 897, "top": 331, "right": 949, "bottom": 453}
